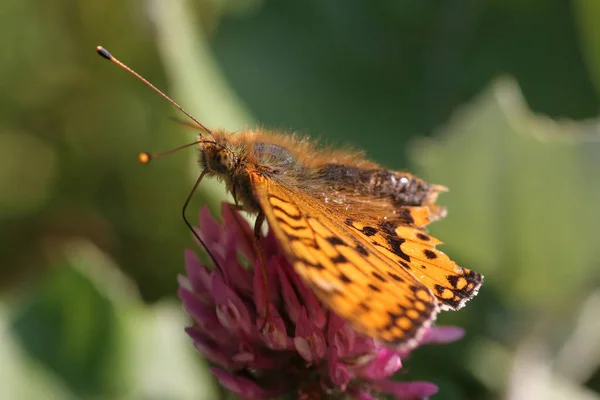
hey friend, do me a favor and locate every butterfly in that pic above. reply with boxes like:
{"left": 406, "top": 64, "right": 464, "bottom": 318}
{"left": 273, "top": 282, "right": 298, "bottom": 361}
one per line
{"left": 97, "top": 46, "right": 482, "bottom": 349}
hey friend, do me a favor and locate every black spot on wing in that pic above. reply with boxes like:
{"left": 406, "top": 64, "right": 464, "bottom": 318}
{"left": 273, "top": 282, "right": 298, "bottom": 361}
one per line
{"left": 423, "top": 249, "right": 437, "bottom": 260}
{"left": 298, "top": 257, "right": 325, "bottom": 270}
{"left": 271, "top": 204, "right": 303, "bottom": 220}
{"left": 339, "top": 273, "right": 352, "bottom": 283}
{"left": 388, "top": 272, "right": 405, "bottom": 282}
{"left": 377, "top": 221, "right": 414, "bottom": 263}
{"left": 447, "top": 275, "right": 460, "bottom": 287}
{"left": 396, "top": 208, "right": 415, "bottom": 225}
{"left": 386, "top": 236, "right": 411, "bottom": 262}
{"left": 372, "top": 271, "right": 387, "bottom": 282}
{"left": 361, "top": 226, "right": 378, "bottom": 236}
{"left": 327, "top": 236, "right": 345, "bottom": 246}
{"left": 268, "top": 193, "right": 292, "bottom": 204}
{"left": 398, "top": 260, "right": 411, "bottom": 270}
{"left": 416, "top": 233, "right": 430, "bottom": 241}
{"left": 368, "top": 284, "right": 382, "bottom": 292}
{"left": 380, "top": 221, "right": 396, "bottom": 235}
{"left": 383, "top": 292, "right": 437, "bottom": 346}
{"left": 331, "top": 254, "right": 348, "bottom": 263}
{"left": 434, "top": 284, "right": 462, "bottom": 309}
{"left": 355, "top": 244, "right": 369, "bottom": 256}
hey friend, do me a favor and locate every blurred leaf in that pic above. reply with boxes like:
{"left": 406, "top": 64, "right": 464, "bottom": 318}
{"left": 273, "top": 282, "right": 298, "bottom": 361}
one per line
{"left": 555, "top": 290, "right": 600, "bottom": 383}
{"left": 574, "top": 0, "right": 600, "bottom": 99}
{"left": 0, "top": 303, "right": 73, "bottom": 399}
{"left": 411, "top": 78, "right": 600, "bottom": 311}
{"left": 7, "top": 240, "right": 216, "bottom": 399}
{"left": 10, "top": 243, "right": 121, "bottom": 397}
{"left": 119, "top": 300, "right": 219, "bottom": 400}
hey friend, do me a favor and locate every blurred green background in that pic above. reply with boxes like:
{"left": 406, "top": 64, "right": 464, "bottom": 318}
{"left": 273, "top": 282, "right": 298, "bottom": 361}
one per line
{"left": 1, "top": 0, "right": 600, "bottom": 399}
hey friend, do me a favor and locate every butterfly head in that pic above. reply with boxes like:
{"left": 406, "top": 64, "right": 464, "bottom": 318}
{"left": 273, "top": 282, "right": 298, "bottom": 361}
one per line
{"left": 198, "top": 134, "right": 239, "bottom": 176}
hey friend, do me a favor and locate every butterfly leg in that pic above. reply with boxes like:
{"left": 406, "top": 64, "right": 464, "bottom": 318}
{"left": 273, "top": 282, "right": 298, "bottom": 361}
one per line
{"left": 253, "top": 212, "right": 272, "bottom": 332}
{"left": 232, "top": 186, "right": 240, "bottom": 208}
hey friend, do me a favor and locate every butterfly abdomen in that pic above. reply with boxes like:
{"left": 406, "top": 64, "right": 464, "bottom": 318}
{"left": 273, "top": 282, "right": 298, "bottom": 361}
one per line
{"left": 317, "top": 164, "right": 440, "bottom": 206}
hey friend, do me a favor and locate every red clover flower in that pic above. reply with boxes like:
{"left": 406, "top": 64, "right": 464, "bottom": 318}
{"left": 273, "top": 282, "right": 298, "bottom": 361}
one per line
{"left": 178, "top": 204, "right": 465, "bottom": 400}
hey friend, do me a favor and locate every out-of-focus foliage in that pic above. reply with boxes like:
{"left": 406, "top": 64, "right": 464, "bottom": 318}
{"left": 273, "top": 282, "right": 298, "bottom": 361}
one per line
{"left": 1, "top": 0, "right": 599, "bottom": 399}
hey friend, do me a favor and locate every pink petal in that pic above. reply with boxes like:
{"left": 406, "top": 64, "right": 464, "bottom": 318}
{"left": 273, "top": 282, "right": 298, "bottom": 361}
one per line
{"left": 294, "top": 308, "right": 326, "bottom": 362}
{"left": 192, "top": 227, "right": 227, "bottom": 267}
{"left": 277, "top": 259, "right": 302, "bottom": 323}
{"left": 288, "top": 264, "right": 327, "bottom": 329}
{"left": 222, "top": 254, "right": 253, "bottom": 298}
{"left": 258, "top": 304, "right": 292, "bottom": 350}
{"left": 327, "top": 346, "right": 352, "bottom": 387}
{"left": 178, "top": 287, "right": 232, "bottom": 344}
{"left": 350, "top": 335, "right": 378, "bottom": 360}
{"left": 352, "top": 391, "right": 379, "bottom": 400}
{"left": 211, "top": 368, "right": 276, "bottom": 400}
{"left": 264, "top": 255, "right": 284, "bottom": 303}
{"left": 212, "top": 273, "right": 254, "bottom": 335}
{"left": 183, "top": 249, "right": 213, "bottom": 303}
{"left": 372, "top": 380, "right": 438, "bottom": 400}
{"left": 328, "top": 314, "right": 356, "bottom": 357}
{"left": 187, "top": 330, "right": 238, "bottom": 369}
{"left": 421, "top": 326, "right": 465, "bottom": 345}
{"left": 221, "top": 203, "right": 256, "bottom": 261}
{"left": 358, "top": 349, "right": 402, "bottom": 380}
{"left": 262, "top": 225, "right": 281, "bottom": 255}
{"left": 198, "top": 207, "right": 223, "bottom": 246}
{"left": 233, "top": 339, "right": 279, "bottom": 369}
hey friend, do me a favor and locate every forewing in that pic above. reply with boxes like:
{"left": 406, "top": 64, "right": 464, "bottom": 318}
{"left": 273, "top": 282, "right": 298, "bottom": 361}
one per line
{"left": 251, "top": 175, "right": 439, "bottom": 348}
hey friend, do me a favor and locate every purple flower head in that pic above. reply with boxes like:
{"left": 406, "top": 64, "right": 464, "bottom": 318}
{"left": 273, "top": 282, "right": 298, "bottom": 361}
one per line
{"left": 179, "top": 204, "right": 465, "bottom": 399}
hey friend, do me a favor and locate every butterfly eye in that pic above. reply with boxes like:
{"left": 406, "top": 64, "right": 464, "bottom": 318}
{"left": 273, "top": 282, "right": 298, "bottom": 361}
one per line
{"left": 215, "top": 149, "right": 234, "bottom": 172}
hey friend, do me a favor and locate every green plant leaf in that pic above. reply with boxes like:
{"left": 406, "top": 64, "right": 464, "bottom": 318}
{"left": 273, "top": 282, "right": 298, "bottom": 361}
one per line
{"left": 11, "top": 245, "right": 120, "bottom": 396}
{"left": 9, "top": 240, "right": 217, "bottom": 399}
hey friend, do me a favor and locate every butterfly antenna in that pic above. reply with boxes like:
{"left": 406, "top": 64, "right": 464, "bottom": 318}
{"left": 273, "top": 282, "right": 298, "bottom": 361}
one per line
{"left": 97, "top": 46, "right": 222, "bottom": 273}
{"left": 168, "top": 116, "right": 208, "bottom": 131}
{"left": 96, "top": 46, "right": 213, "bottom": 136}
{"left": 138, "top": 140, "right": 201, "bottom": 164}
{"left": 183, "top": 170, "right": 224, "bottom": 274}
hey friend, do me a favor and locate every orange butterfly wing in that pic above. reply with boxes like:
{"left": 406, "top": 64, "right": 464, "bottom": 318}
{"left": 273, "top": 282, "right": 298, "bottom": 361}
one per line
{"left": 251, "top": 174, "right": 442, "bottom": 348}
